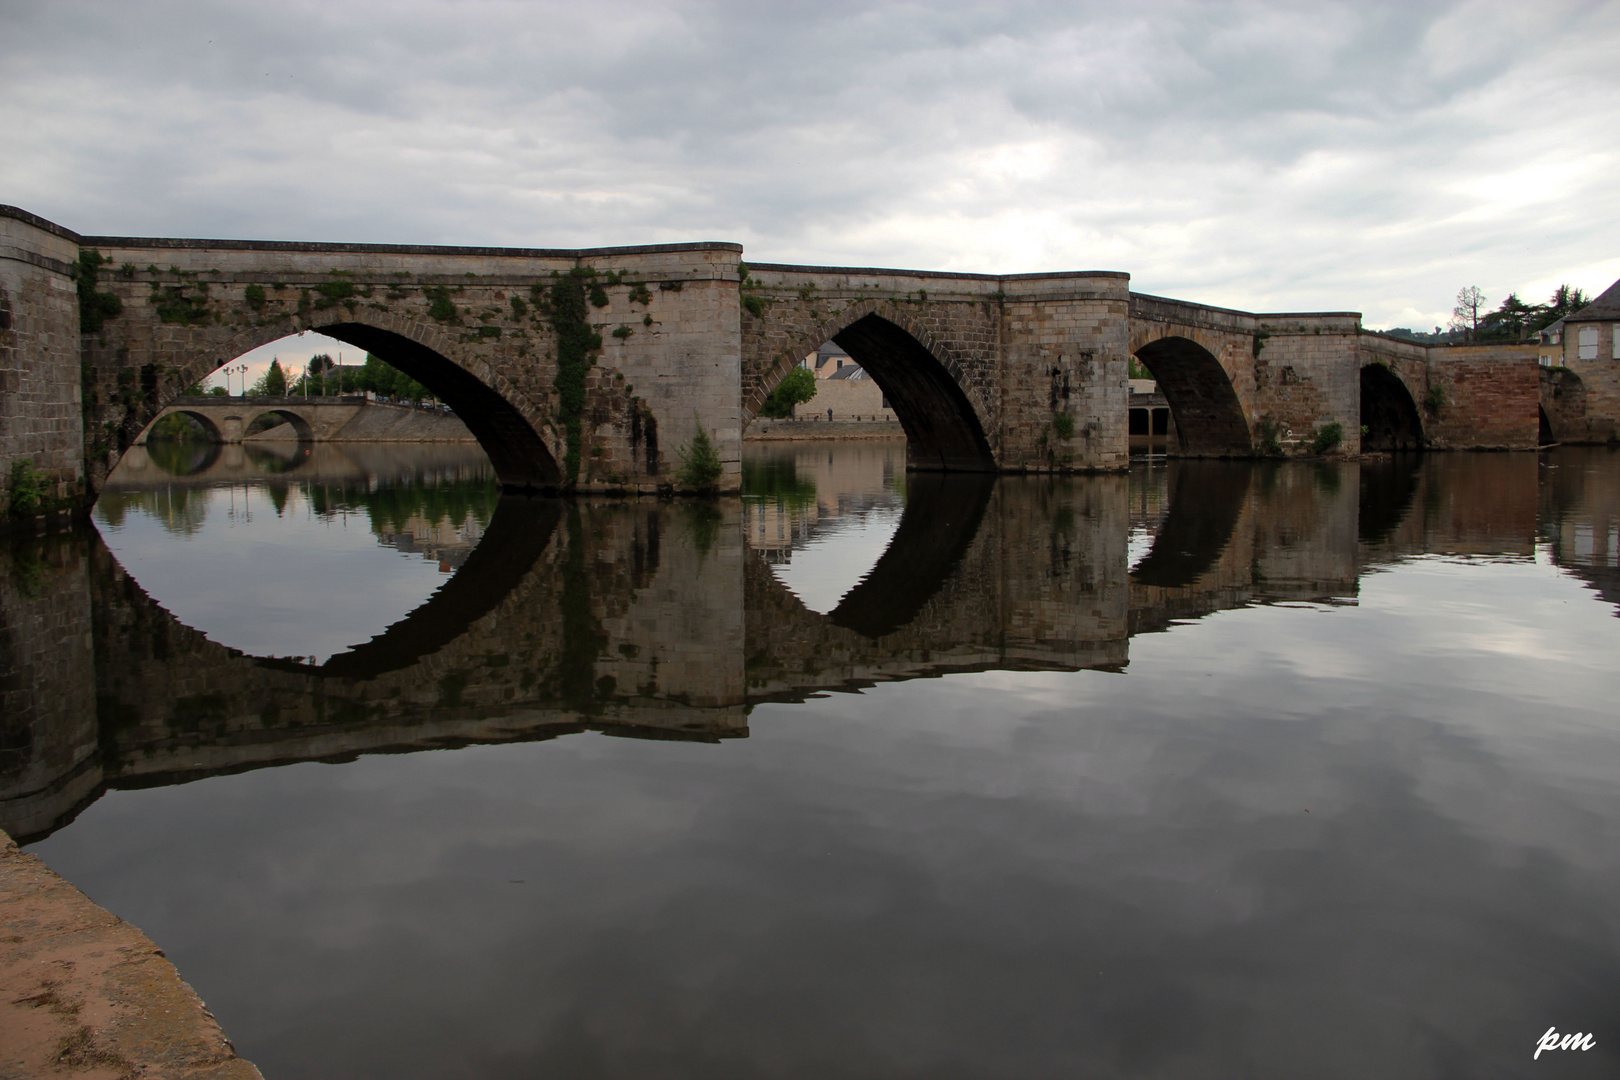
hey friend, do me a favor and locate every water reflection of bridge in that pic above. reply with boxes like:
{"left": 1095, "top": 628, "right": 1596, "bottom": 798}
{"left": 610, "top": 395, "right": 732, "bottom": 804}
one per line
{"left": 3, "top": 451, "right": 1615, "bottom": 842}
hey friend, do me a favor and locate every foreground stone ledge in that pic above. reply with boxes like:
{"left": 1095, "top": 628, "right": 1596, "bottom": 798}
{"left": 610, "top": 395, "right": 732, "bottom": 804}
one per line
{"left": 0, "top": 830, "right": 262, "bottom": 1080}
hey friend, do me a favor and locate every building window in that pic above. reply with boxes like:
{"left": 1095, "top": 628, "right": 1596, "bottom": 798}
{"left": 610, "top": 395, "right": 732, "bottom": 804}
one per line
{"left": 1578, "top": 325, "right": 1598, "bottom": 360}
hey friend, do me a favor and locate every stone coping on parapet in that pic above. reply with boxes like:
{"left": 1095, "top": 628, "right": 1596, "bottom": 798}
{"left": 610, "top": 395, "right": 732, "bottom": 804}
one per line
{"left": 80, "top": 234, "right": 746, "bottom": 260}
{"left": 3, "top": 204, "right": 744, "bottom": 260}
{"left": 748, "top": 261, "right": 1131, "bottom": 284}
{"left": 0, "top": 829, "right": 265, "bottom": 1079}
{"left": 1131, "top": 289, "right": 1363, "bottom": 324}
{"left": 0, "top": 204, "right": 84, "bottom": 242}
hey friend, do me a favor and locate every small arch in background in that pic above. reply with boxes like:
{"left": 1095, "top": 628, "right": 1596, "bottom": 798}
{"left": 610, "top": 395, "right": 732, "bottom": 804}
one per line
{"left": 244, "top": 409, "right": 316, "bottom": 441}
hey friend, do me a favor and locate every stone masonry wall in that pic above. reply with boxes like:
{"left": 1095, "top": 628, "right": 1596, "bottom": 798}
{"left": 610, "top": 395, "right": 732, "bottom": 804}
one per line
{"left": 1252, "top": 315, "right": 1363, "bottom": 455}
{"left": 790, "top": 376, "right": 895, "bottom": 421}
{"left": 73, "top": 233, "right": 742, "bottom": 494}
{"left": 1423, "top": 344, "right": 1540, "bottom": 449}
{"left": 997, "top": 274, "right": 1132, "bottom": 471}
{"left": 0, "top": 208, "right": 84, "bottom": 504}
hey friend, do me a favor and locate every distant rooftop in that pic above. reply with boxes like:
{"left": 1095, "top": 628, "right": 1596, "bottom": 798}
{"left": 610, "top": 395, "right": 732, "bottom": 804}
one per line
{"left": 1568, "top": 277, "right": 1620, "bottom": 322}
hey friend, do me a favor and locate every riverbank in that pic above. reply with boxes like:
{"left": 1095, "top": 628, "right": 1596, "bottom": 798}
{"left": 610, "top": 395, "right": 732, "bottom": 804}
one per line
{"left": 0, "top": 830, "right": 262, "bottom": 1078}
{"left": 745, "top": 419, "right": 905, "bottom": 440}
{"left": 249, "top": 401, "right": 476, "bottom": 442}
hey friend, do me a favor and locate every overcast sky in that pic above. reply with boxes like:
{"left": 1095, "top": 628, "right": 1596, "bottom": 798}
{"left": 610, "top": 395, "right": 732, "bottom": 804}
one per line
{"left": 4, "top": 0, "right": 1617, "bottom": 334}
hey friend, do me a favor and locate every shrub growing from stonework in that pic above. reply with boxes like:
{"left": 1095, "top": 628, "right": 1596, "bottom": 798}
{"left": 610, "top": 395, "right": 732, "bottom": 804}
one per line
{"left": 760, "top": 367, "right": 817, "bottom": 418}
{"left": 677, "top": 423, "right": 723, "bottom": 491}
{"left": 1310, "top": 422, "right": 1343, "bottom": 455}
{"left": 7, "top": 459, "right": 46, "bottom": 516}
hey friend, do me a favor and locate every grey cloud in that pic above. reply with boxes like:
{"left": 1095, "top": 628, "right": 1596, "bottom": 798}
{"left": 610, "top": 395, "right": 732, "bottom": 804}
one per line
{"left": 3, "top": 0, "right": 1617, "bottom": 326}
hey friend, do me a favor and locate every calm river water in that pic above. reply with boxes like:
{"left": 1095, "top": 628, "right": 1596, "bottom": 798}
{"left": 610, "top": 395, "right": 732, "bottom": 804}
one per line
{"left": 4, "top": 439, "right": 1618, "bottom": 1078}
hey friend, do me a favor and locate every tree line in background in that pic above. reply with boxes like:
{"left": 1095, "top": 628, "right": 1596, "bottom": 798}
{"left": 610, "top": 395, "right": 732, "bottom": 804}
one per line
{"left": 183, "top": 354, "right": 433, "bottom": 402}
{"left": 1387, "top": 284, "right": 1592, "bottom": 344}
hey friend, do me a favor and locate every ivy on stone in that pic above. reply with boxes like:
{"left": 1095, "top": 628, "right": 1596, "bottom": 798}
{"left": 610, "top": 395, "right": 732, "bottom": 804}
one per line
{"left": 73, "top": 251, "right": 124, "bottom": 334}
{"left": 550, "top": 269, "right": 603, "bottom": 483}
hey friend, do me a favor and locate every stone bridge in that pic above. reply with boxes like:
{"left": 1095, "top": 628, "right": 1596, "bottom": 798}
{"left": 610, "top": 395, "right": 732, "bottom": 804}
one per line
{"left": 6, "top": 451, "right": 1596, "bottom": 844}
{"left": 134, "top": 395, "right": 368, "bottom": 444}
{"left": 0, "top": 206, "right": 1560, "bottom": 506}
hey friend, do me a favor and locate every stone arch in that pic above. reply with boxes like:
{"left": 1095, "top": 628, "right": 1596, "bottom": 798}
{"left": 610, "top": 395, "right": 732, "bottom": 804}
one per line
{"left": 1359, "top": 363, "right": 1425, "bottom": 452}
{"left": 1130, "top": 331, "right": 1252, "bottom": 455}
{"left": 149, "top": 310, "right": 563, "bottom": 490}
{"left": 749, "top": 301, "right": 995, "bottom": 472}
{"left": 244, "top": 408, "right": 315, "bottom": 441}
{"left": 139, "top": 409, "right": 225, "bottom": 444}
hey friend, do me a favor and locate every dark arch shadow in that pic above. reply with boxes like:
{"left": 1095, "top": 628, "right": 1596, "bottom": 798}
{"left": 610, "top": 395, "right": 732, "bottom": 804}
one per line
{"left": 1539, "top": 405, "right": 1554, "bottom": 445}
{"left": 827, "top": 471, "right": 996, "bottom": 638}
{"left": 1129, "top": 460, "right": 1252, "bottom": 588}
{"left": 242, "top": 442, "right": 311, "bottom": 474}
{"left": 245, "top": 408, "right": 316, "bottom": 441}
{"left": 257, "top": 495, "right": 563, "bottom": 680}
{"left": 1133, "top": 336, "right": 1251, "bottom": 455}
{"left": 1358, "top": 453, "right": 1423, "bottom": 544}
{"left": 826, "top": 314, "right": 995, "bottom": 472}
{"left": 1360, "top": 364, "right": 1425, "bottom": 451}
{"left": 312, "top": 322, "right": 561, "bottom": 490}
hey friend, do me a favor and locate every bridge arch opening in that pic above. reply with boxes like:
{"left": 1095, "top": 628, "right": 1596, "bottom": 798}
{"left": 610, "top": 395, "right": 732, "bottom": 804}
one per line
{"left": 309, "top": 322, "right": 559, "bottom": 489}
{"left": 1539, "top": 405, "right": 1554, "bottom": 445}
{"left": 1131, "top": 336, "right": 1251, "bottom": 455}
{"left": 753, "top": 313, "right": 994, "bottom": 472}
{"left": 144, "top": 410, "right": 224, "bottom": 444}
{"left": 245, "top": 409, "right": 316, "bottom": 442}
{"left": 137, "top": 327, "right": 560, "bottom": 491}
{"left": 1359, "top": 364, "right": 1424, "bottom": 452}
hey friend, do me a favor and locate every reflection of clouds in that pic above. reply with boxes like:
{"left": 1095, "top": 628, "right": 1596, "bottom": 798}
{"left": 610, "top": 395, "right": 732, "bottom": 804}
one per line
{"left": 36, "top": 552, "right": 1620, "bottom": 1076}
{"left": 94, "top": 484, "right": 481, "bottom": 663}
{"left": 769, "top": 504, "right": 902, "bottom": 615}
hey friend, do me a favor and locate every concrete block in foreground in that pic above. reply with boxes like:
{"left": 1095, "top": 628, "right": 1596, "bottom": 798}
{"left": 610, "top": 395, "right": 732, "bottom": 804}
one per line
{"left": 0, "top": 830, "right": 263, "bottom": 1079}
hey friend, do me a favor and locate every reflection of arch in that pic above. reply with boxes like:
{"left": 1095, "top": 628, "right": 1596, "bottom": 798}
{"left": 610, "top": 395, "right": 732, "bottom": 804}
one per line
{"left": 146, "top": 439, "right": 223, "bottom": 477}
{"left": 245, "top": 409, "right": 315, "bottom": 441}
{"left": 140, "top": 311, "right": 562, "bottom": 491}
{"left": 828, "top": 472, "right": 996, "bottom": 638}
{"left": 242, "top": 442, "right": 311, "bottom": 474}
{"left": 256, "top": 497, "right": 563, "bottom": 679}
{"left": 1359, "top": 364, "right": 1424, "bottom": 451}
{"left": 1358, "top": 454, "right": 1422, "bottom": 544}
{"left": 751, "top": 304, "right": 995, "bottom": 472}
{"left": 1132, "top": 336, "right": 1251, "bottom": 455}
{"left": 1129, "top": 461, "right": 1251, "bottom": 588}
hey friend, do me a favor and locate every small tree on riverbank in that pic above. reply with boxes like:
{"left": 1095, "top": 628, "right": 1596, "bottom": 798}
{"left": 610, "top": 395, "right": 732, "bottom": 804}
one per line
{"left": 760, "top": 366, "right": 817, "bottom": 418}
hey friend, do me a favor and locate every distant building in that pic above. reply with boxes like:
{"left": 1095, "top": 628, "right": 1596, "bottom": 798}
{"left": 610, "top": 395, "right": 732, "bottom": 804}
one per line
{"left": 793, "top": 342, "right": 897, "bottom": 422}
{"left": 1534, "top": 317, "right": 1566, "bottom": 366}
{"left": 809, "top": 342, "right": 854, "bottom": 379}
{"left": 1555, "top": 278, "right": 1620, "bottom": 442}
